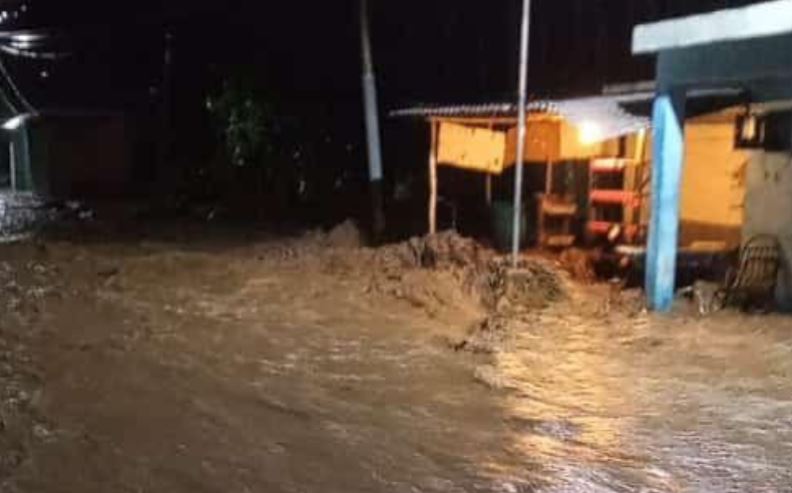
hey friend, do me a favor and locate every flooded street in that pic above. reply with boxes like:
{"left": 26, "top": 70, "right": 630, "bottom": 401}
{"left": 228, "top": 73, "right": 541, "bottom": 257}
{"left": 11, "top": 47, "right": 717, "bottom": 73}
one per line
{"left": 1, "top": 232, "right": 792, "bottom": 492}
{"left": 494, "top": 308, "right": 792, "bottom": 491}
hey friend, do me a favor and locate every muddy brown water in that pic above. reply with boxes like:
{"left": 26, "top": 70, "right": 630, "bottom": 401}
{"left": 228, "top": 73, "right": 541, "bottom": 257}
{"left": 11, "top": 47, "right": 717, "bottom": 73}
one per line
{"left": 1, "top": 238, "right": 792, "bottom": 492}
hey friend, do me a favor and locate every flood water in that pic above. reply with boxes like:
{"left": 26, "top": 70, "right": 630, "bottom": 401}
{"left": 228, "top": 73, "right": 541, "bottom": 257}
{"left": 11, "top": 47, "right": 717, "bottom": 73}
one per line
{"left": 487, "top": 309, "right": 792, "bottom": 492}
{"left": 289, "top": 309, "right": 792, "bottom": 492}
{"left": 231, "top": 304, "right": 792, "bottom": 493}
{"left": 4, "top": 241, "right": 792, "bottom": 492}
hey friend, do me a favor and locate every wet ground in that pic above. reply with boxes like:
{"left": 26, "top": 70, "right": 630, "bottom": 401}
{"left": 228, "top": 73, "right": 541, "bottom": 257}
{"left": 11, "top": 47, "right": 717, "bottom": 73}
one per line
{"left": 1, "top": 231, "right": 792, "bottom": 492}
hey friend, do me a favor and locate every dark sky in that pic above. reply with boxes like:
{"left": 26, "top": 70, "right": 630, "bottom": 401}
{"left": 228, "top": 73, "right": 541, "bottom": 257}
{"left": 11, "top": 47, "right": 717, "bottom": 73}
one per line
{"left": 0, "top": 0, "right": 770, "bottom": 114}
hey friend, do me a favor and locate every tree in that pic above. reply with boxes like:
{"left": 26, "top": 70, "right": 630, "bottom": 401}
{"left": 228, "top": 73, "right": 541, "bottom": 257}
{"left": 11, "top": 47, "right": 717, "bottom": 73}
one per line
{"left": 206, "top": 76, "right": 275, "bottom": 169}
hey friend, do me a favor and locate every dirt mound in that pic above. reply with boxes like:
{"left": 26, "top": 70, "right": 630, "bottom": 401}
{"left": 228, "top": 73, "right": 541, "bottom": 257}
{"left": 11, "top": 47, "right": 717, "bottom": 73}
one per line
{"left": 365, "top": 232, "right": 565, "bottom": 320}
{"left": 252, "top": 229, "right": 566, "bottom": 336}
{"left": 374, "top": 231, "right": 488, "bottom": 270}
{"left": 364, "top": 232, "right": 566, "bottom": 355}
{"left": 325, "top": 219, "right": 363, "bottom": 249}
{"left": 485, "top": 257, "right": 566, "bottom": 311}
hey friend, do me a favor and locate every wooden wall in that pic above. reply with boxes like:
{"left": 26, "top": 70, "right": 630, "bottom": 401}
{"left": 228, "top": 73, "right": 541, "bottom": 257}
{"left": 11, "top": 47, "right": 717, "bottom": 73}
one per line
{"left": 437, "top": 122, "right": 505, "bottom": 173}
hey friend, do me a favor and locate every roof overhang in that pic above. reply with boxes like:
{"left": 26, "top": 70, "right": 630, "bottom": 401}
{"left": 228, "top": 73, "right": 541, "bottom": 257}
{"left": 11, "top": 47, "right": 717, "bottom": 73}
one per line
{"left": 633, "top": 0, "right": 792, "bottom": 55}
{"left": 391, "top": 87, "right": 745, "bottom": 142}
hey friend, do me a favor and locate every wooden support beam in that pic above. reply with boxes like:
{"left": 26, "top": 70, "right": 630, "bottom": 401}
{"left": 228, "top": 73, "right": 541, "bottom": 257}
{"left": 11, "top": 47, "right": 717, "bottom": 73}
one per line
{"left": 625, "top": 129, "right": 648, "bottom": 227}
{"left": 646, "top": 90, "right": 686, "bottom": 312}
{"left": 545, "top": 159, "right": 554, "bottom": 196}
{"left": 428, "top": 121, "right": 439, "bottom": 235}
{"left": 635, "top": 128, "right": 647, "bottom": 162}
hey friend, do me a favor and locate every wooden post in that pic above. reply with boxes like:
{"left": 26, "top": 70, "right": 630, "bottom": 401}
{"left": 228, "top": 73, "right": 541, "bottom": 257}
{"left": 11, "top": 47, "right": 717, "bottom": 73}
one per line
{"left": 428, "top": 121, "right": 439, "bottom": 235}
{"left": 635, "top": 128, "right": 647, "bottom": 162}
{"left": 646, "top": 90, "right": 686, "bottom": 312}
{"left": 626, "top": 129, "right": 648, "bottom": 228}
{"left": 485, "top": 174, "right": 492, "bottom": 206}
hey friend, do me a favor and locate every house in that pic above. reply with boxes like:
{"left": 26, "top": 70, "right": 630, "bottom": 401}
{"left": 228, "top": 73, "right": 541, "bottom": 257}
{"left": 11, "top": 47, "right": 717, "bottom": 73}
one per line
{"left": 0, "top": 111, "right": 131, "bottom": 239}
{"left": 1, "top": 111, "right": 130, "bottom": 198}
{"left": 393, "top": 95, "right": 651, "bottom": 249}
{"left": 633, "top": 0, "right": 792, "bottom": 310}
{"left": 393, "top": 87, "right": 745, "bottom": 254}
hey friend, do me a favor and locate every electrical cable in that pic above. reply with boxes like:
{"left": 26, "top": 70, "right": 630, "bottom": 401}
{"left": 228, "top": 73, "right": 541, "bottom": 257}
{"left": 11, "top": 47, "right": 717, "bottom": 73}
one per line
{"left": 0, "top": 43, "right": 69, "bottom": 60}
{"left": 0, "top": 53, "right": 33, "bottom": 112}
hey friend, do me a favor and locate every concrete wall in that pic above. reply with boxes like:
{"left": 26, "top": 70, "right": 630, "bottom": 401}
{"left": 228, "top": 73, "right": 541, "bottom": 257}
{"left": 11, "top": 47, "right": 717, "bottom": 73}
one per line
{"left": 743, "top": 151, "right": 792, "bottom": 309}
{"left": 679, "top": 120, "right": 746, "bottom": 247}
{"left": 648, "top": 29, "right": 792, "bottom": 309}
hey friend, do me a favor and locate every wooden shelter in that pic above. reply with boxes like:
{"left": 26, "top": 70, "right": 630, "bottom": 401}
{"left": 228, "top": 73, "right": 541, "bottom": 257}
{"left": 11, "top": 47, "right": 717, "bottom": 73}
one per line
{"left": 393, "top": 88, "right": 745, "bottom": 250}
{"left": 393, "top": 95, "right": 652, "bottom": 247}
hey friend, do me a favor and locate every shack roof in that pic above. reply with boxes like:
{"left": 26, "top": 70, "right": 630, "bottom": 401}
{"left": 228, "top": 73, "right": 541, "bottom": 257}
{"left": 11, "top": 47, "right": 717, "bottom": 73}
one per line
{"left": 389, "top": 90, "right": 664, "bottom": 118}
{"left": 391, "top": 87, "right": 745, "bottom": 142}
{"left": 390, "top": 93, "right": 655, "bottom": 141}
{"left": 390, "top": 100, "right": 559, "bottom": 119}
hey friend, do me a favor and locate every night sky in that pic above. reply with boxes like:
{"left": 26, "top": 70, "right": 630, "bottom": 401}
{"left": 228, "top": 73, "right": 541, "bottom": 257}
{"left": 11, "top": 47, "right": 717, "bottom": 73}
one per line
{"left": 0, "top": 1, "right": 769, "bottom": 109}
{"left": 0, "top": 0, "right": 771, "bottom": 186}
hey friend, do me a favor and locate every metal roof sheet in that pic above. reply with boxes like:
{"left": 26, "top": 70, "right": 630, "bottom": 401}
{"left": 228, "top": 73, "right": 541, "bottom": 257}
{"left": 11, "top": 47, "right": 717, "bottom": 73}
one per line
{"left": 389, "top": 100, "right": 558, "bottom": 118}
{"left": 555, "top": 94, "right": 652, "bottom": 142}
{"left": 390, "top": 94, "right": 654, "bottom": 142}
{"left": 390, "top": 87, "right": 745, "bottom": 143}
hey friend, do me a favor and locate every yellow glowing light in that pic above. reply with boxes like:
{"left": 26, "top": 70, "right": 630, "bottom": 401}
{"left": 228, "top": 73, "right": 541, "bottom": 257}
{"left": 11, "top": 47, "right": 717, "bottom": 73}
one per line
{"left": 578, "top": 121, "right": 603, "bottom": 145}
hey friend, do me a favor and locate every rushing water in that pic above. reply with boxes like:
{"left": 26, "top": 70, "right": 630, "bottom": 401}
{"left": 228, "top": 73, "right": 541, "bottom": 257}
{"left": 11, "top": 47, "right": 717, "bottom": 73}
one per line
{"left": 8, "top": 243, "right": 792, "bottom": 492}
{"left": 486, "top": 309, "right": 792, "bottom": 492}
{"left": 239, "top": 304, "right": 792, "bottom": 492}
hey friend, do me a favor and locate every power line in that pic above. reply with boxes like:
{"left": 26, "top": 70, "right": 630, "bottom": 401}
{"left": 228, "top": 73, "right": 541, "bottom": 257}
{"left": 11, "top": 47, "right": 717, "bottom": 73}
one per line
{"left": 0, "top": 53, "right": 33, "bottom": 112}
{"left": 0, "top": 82, "right": 19, "bottom": 115}
{"left": 0, "top": 44, "right": 69, "bottom": 60}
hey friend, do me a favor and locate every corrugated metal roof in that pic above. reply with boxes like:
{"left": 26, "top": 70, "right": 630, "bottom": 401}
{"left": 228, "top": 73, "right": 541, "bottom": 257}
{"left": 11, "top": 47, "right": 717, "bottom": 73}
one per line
{"left": 390, "top": 94, "right": 654, "bottom": 142}
{"left": 390, "top": 93, "right": 659, "bottom": 119}
{"left": 389, "top": 88, "right": 746, "bottom": 118}
{"left": 555, "top": 94, "right": 652, "bottom": 142}
{"left": 389, "top": 100, "right": 559, "bottom": 118}
{"left": 390, "top": 87, "right": 745, "bottom": 142}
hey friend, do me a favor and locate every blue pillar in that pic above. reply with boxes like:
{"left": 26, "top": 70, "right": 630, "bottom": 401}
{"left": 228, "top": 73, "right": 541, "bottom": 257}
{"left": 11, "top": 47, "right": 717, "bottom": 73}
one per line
{"left": 646, "top": 89, "right": 686, "bottom": 312}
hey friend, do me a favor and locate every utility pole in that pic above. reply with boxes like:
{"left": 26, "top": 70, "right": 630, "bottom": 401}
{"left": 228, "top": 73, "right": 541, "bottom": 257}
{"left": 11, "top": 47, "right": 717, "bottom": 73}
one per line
{"left": 360, "top": 0, "right": 385, "bottom": 237}
{"left": 511, "top": 0, "right": 532, "bottom": 267}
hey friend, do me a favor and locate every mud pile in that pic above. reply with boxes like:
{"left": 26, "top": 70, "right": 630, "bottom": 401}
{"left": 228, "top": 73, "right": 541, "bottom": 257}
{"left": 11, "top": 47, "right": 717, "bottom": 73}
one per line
{"left": 365, "top": 231, "right": 566, "bottom": 354}
{"left": 372, "top": 232, "right": 563, "bottom": 309}
{"left": 252, "top": 224, "right": 566, "bottom": 327}
{"left": 319, "top": 229, "right": 565, "bottom": 326}
{"left": 325, "top": 219, "right": 364, "bottom": 249}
